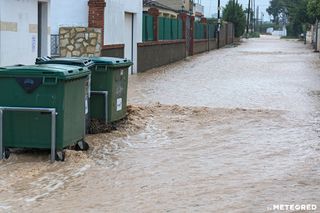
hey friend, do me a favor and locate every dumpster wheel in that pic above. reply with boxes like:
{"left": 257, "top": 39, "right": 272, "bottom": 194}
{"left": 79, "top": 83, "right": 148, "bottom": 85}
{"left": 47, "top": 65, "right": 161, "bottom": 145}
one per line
{"left": 55, "top": 150, "right": 65, "bottom": 162}
{"left": 3, "top": 148, "right": 10, "bottom": 159}
{"left": 75, "top": 140, "right": 90, "bottom": 151}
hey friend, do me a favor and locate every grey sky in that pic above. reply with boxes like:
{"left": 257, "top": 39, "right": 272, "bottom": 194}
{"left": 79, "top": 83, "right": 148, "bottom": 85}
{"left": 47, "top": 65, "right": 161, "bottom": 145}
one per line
{"left": 199, "top": 0, "right": 271, "bottom": 21}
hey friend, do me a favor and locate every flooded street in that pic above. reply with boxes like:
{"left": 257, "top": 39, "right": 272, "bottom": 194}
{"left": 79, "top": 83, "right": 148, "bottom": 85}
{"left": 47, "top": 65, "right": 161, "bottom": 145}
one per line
{"left": 1, "top": 36, "right": 320, "bottom": 212}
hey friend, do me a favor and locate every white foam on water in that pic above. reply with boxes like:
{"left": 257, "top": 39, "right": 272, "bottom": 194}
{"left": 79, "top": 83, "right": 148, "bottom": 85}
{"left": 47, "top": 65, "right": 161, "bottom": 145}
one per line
{"left": 72, "top": 164, "right": 91, "bottom": 177}
{"left": 25, "top": 176, "right": 68, "bottom": 203}
{"left": 0, "top": 204, "right": 12, "bottom": 210}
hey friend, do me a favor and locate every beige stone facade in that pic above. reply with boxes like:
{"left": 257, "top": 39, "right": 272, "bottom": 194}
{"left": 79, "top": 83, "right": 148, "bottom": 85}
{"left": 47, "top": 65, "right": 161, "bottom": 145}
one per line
{"left": 59, "top": 27, "right": 102, "bottom": 57}
{"left": 155, "top": 0, "right": 192, "bottom": 12}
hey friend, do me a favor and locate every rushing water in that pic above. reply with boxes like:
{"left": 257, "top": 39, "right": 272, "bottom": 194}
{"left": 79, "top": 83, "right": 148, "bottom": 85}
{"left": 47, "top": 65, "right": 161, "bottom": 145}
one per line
{"left": 1, "top": 36, "right": 320, "bottom": 212}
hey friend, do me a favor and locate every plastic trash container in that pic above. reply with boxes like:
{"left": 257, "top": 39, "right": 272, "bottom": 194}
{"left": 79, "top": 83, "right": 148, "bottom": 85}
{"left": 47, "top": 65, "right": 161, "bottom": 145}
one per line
{"left": 0, "top": 64, "right": 91, "bottom": 161}
{"left": 36, "top": 57, "right": 94, "bottom": 131}
{"left": 89, "top": 57, "right": 132, "bottom": 123}
{"left": 36, "top": 57, "right": 133, "bottom": 123}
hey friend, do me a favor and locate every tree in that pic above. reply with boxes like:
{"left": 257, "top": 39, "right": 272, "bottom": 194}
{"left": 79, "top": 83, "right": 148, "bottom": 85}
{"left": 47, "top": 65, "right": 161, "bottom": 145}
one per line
{"left": 287, "top": 0, "right": 311, "bottom": 35}
{"left": 268, "top": 0, "right": 313, "bottom": 37}
{"left": 267, "top": 0, "right": 285, "bottom": 24}
{"left": 307, "top": 0, "right": 320, "bottom": 21}
{"left": 222, "top": 0, "right": 246, "bottom": 37}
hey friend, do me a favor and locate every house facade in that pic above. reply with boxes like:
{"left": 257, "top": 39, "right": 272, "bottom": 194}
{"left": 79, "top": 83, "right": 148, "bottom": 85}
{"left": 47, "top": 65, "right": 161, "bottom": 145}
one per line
{"left": 153, "top": 0, "right": 192, "bottom": 13}
{"left": 193, "top": 1, "right": 204, "bottom": 20}
{"left": 50, "top": 0, "right": 142, "bottom": 74}
{"left": 0, "top": 0, "right": 51, "bottom": 66}
{"left": 143, "top": 1, "right": 179, "bottom": 18}
{"left": 143, "top": 0, "right": 204, "bottom": 20}
{"left": 104, "top": 0, "right": 143, "bottom": 74}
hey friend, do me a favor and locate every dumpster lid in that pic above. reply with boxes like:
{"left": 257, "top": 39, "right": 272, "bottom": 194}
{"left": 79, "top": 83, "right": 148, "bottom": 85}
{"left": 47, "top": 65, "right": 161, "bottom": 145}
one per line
{"left": 0, "top": 64, "right": 90, "bottom": 80}
{"left": 89, "top": 57, "right": 133, "bottom": 67}
{"left": 35, "top": 57, "right": 95, "bottom": 68}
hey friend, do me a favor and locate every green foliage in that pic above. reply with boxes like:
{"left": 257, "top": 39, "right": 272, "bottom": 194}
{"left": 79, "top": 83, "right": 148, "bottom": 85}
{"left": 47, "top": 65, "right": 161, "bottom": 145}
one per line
{"left": 244, "top": 32, "right": 261, "bottom": 38}
{"left": 267, "top": 0, "right": 313, "bottom": 37}
{"left": 222, "top": 0, "right": 246, "bottom": 37}
{"left": 267, "top": 0, "right": 285, "bottom": 24}
{"left": 207, "top": 18, "right": 218, "bottom": 24}
{"left": 280, "top": 35, "right": 301, "bottom": 39}
{"left": 307, "top": 0, "right": 320, "bottom": 21}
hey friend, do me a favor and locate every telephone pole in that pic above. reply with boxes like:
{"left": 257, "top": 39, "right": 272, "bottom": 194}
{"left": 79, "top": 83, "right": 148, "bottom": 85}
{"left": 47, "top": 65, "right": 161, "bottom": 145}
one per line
{"left": 256, "top": 6, "right": 259, "bottom": 32}
{"left": 253, "top": 0, "right": 255, "bottom": 32}
{"left": 217, "top": 0, "right": 221, "bottom": 49}
{"left": 246, "top": 0, "right": 251, "bottom": 36}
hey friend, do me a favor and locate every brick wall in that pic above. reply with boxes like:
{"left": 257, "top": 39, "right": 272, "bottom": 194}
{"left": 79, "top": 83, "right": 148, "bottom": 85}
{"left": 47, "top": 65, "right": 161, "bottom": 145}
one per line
{"left": 101, "top": 44, "right": 125, "bottom": 58}
{"left": 88, "top": 0, "right": 105, "bottom": 44}
{"left": 138, "top": 40, "right": 186, "bottom": 72}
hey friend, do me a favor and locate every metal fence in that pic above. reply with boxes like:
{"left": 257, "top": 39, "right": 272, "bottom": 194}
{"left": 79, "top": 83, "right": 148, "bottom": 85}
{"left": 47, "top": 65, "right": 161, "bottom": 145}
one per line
{"left": 208, "top": 24, "right": 216, "bottom": 39}
{"left": 194, "top": 22, "right": 217, "bottom": 40}
{"left": 50, "top": 34, "right": 59, "bottom": 56}
{"left": 158, "top": 17, "right": 183, "bottom": 41}
{"left": 194, "top": 22, "right": 205, "bottom": 39}
{"left": 142, "top": 14, "right": 218, "bottom": 41}
{"left": 142, "top": 14, "right": 183, "bottom": 41}
{"left": 143, "top": 14, "right": 154, "bottom": 41}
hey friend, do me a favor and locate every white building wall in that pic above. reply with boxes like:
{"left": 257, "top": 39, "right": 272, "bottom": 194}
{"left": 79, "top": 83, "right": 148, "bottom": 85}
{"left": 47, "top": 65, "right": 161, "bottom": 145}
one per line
{"left": 104, "top": 0, "right": 143, "bottom": 73}
{"left": 50, "top": 0, "right": 88, "bottom": 35}
{"left": 0, "top": 0, "right": 50, "bottom": 66}
{"left": 49, "top": 0, "right": 142, "bottom": 73}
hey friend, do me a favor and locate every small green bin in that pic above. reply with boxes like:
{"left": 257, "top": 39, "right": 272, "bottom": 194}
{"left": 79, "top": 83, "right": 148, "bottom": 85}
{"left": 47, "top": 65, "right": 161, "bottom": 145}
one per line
{"left": 89, "top": 57, "right": 132, "bottom": 123}
{"left": 36, "top": 57, "right": 133, "bottom": 123}
{"left": 0, "top": 64, "right": 90, "bottom": 151}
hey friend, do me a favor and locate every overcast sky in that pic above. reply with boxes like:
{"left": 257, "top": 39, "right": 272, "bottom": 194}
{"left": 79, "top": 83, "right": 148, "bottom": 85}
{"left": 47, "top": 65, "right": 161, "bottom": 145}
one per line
{"left": 198, "top": 0, "right": 271, "bottom": 21}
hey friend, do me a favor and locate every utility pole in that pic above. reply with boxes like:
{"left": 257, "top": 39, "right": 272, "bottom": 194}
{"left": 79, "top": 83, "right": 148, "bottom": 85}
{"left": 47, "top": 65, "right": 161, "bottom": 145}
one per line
{"left": 256, "top": 6, "right": 259, "bottom": 33}
{"left": 246, "top": 0, "right": 251, "bottom": 36}
{"left": 316, "top": 19, "right": 319, "bottom": 52}
{"left": 253, "top": 0, "right": 255, "bottom": 32}
{"left": 217, "top": 0, "right": 221, "bottom": 49}
{"left": 232, "top": 0, "right": 235, "bottom": 21}
{"left": 232, "top": 0, "right": 236, "bottom": 42}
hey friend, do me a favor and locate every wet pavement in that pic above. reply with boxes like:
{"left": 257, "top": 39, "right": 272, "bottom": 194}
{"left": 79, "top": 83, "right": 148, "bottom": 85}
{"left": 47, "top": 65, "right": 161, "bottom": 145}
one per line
{"left": 1, "top": 36, "right": 320, "bottom": 212}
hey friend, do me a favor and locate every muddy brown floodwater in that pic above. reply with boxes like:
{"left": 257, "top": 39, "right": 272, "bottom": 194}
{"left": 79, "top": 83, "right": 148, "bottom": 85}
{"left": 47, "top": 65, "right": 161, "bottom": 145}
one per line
{"left": 1, "top": 36, "right": 320, "bottom": 212}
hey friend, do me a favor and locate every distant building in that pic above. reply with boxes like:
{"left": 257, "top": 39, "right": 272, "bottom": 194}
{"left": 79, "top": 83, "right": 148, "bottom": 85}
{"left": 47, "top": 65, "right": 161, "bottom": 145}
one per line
{"left": 143, "top": 0, "right": 179, "bottom": 18}
{"left": 147, "top": 0, "right": 193, "bottom": 13}
{"left": 0, "top": 0, "right": 51, "bottom": 66}
{"left": 193, "top": 2, "right": 204, "bottom": 20}
{"left": 144, "top": 0, "right": 204, "bottom": 19}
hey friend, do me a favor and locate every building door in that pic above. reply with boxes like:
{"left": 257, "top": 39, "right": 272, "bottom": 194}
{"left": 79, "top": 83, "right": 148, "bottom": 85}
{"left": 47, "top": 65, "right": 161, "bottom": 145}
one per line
{"left": 124, "top": 12, "right": 134, "bottom": 74}
{"left": 38, "top": 1, "right": 48, "bottom": 57}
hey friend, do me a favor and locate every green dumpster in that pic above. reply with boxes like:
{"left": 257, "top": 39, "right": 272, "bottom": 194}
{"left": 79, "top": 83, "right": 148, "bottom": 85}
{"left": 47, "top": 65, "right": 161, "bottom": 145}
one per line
{"left": 0, "top": 64, "right": 90, "bottom": 161}
{"left": 89, "top": 57, "right": 132, "bottom": 123}
{"left": 36, "top": 57, "right": 94, "bottom": 131}
{"left": 36, "top": 57, "right": 133, "bottom": 123}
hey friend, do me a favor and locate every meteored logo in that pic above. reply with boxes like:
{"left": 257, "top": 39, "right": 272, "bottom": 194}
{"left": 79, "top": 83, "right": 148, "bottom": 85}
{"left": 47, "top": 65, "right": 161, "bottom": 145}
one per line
{"left": 267, "top": 204, "right": 317, "bottom": 211}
